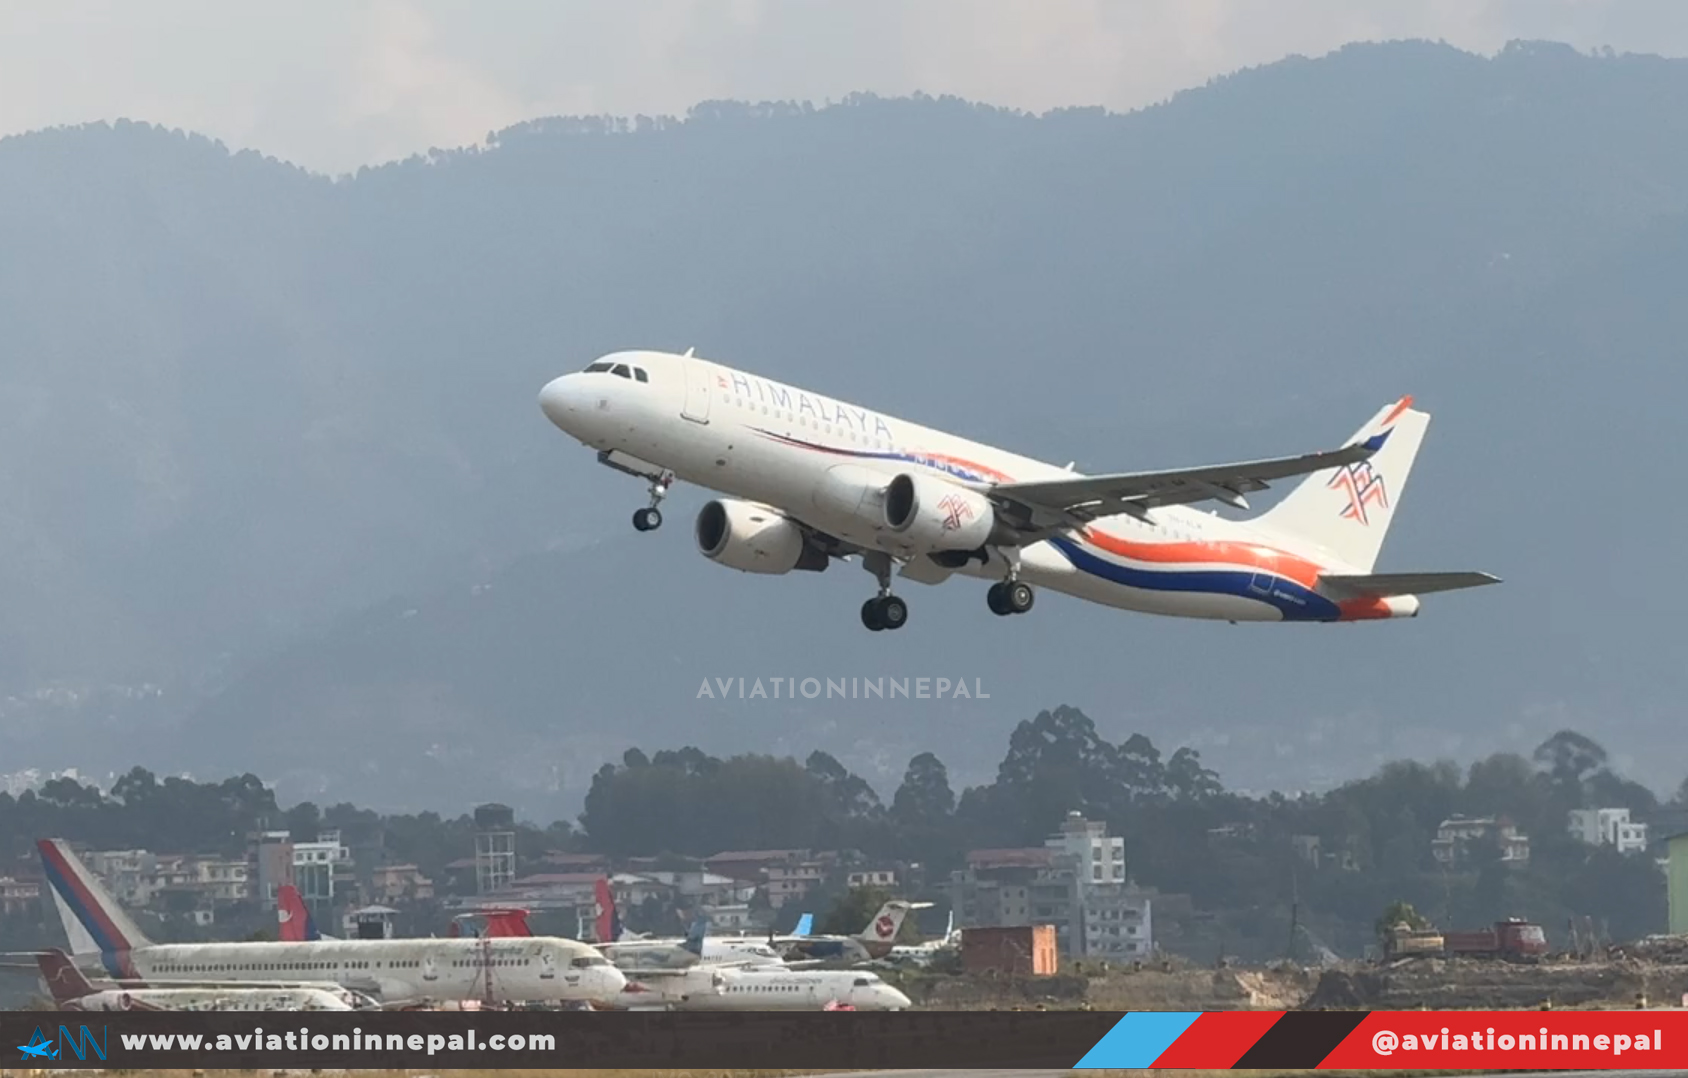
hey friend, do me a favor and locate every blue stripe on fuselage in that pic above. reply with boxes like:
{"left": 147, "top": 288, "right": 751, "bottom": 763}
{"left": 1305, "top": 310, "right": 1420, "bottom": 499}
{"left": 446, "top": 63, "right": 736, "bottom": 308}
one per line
{"left": 1047, "top": 536, "right": 1343, "bottom": 622}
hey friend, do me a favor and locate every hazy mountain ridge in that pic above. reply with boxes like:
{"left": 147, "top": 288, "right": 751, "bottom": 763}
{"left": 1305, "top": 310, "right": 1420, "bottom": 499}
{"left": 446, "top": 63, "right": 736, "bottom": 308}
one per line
{"left": 4, "top": 40, "right": 1688, "bottom": 809}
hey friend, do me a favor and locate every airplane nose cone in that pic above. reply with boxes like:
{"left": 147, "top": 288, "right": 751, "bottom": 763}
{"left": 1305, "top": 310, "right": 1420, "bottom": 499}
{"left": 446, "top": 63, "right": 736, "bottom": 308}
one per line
{"left": 538, "top": 375, "right": 580, "bottom": 429}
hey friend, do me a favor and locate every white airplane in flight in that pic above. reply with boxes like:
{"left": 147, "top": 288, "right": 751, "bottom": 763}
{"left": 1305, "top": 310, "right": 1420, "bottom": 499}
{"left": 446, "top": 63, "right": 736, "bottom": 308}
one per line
{"left": 38, "top": 840, "right": 626, "bottom": 1008}
{"left": 539, "top": 351, "right": 1497, "bottom": 631}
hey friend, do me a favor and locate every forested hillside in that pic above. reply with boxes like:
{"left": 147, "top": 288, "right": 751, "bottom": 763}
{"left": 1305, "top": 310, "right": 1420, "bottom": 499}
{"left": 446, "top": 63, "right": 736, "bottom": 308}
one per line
{"left": 4, "top": 40, "right": 1688, "bottom": 808}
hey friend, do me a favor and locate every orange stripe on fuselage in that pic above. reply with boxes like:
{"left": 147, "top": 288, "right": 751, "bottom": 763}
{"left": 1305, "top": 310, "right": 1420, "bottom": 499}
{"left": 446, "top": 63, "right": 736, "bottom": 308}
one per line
{"left": 1337, "top": 596, "right": 1399, "bottom": 620}
{"left": 1081, "top": 527, "right": 1327, "bottom": 589}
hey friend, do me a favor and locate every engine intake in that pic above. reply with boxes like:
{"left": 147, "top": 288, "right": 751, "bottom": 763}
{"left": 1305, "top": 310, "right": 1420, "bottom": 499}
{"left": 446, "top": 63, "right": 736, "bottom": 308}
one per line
{"left": 696, "top": 499, "right": 827, "bottom": 574}
{"left": 883, "top": 473, "right": 996, "bottom": 553}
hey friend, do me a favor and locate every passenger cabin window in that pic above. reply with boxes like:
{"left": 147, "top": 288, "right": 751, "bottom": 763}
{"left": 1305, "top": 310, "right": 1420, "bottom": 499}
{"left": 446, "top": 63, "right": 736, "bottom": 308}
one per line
{"left": 584, "top": 362, "right": 613, "bottom": 373}
{"left": 611, "top": 364, "right": 632, "bottom": 379}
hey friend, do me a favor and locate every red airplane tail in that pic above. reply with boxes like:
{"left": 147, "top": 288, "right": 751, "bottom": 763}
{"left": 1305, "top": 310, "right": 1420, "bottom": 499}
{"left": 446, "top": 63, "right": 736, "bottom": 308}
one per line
{"left": 36, "top": 947, "right": 96, "bottom": 1004}
{"left": 483, "top": 909, "right": 533, "bottom": 938}
{"left": 593, "top": 876, "right": 623, "bottom": 943}
{"left": 278, "top": 884, "right": 320, "bottom": 942}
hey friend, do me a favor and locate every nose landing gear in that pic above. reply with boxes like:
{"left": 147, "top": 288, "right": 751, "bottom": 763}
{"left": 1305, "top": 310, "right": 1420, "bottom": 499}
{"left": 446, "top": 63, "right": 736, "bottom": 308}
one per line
{"left": 630, "top": 469, "right": 675, "bottom": 532}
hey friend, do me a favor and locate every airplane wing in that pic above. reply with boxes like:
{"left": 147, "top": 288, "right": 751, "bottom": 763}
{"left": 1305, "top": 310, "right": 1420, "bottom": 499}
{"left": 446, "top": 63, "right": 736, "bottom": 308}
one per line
{"left": 1317, "top": 571, "right": 1501, "bottom": 599}
{"left": 986, "top": 443, "right": 1374, "bottom": 526}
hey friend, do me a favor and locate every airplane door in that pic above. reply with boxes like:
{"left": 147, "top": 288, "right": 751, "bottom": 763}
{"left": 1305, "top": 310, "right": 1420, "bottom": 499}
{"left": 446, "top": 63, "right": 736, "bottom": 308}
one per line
{"left": 682, "top": 358, "right": 712, "bottom": 424}
{"left": 1248, "top": 571, "right": 1274, "bottom": 597}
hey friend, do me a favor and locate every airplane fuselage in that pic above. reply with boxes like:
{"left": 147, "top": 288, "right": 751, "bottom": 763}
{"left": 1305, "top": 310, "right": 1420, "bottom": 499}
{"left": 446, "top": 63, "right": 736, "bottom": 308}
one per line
{"left": 91, "top": 938, "right": 626, "bottom": 1007}
{"left": 539, "top": 350, "right": 1421, "bottom": 624}
{"left": 617, "top": 966, "right": 911, "bottom": 1011}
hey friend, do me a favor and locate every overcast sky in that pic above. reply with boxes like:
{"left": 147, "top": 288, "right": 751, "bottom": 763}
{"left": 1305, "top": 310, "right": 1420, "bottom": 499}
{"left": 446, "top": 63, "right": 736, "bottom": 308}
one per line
{"left": 3, "top": 0, "right": 1686, "bottom": 174}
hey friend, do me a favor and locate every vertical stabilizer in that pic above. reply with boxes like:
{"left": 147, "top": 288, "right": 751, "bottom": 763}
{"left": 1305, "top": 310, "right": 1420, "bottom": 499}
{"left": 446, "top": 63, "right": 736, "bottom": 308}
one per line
{"left": 36, "top": 839, "right": 151, "bottom": 957}
{"left": 278, "top": 884, "right": 320, "bottom": 942}
{"left": 1255, "top": 397, "right": 1429, "bottom": 572}
{"left": 858, "top": 901, "right": 911, "bottom": 945}
{"left": 35, "top": 947, "right": 98, "bottom": 1004}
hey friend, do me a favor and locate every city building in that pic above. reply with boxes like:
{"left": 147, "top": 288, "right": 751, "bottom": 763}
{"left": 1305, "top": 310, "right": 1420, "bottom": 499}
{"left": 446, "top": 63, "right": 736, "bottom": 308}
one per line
{"left": 190, "top": 857, "right": 250, "bottom": 903}
{"left": 1668, "top": 831, "right": 1688, "bottom": 936}
{"left": 702, "top": 849, "right": 832, "bottom": 908}
{"left": 292, "top": 831, "right": 352, "bottom": 907}
{"left": 847, "top": 867, "right": 899, "bottom": 889}
{"left": 946, "top": 814, "right": 1152, "bottom": 959}
{"left": 1431, "top": 816, "right": 1531, "bottom": 865}
{"left": 0, "top": 875, "right": 41, "bottom": 915}
{"left": 370, "top": 862, "right": 435, "bottom": 903}
{"left": 1567, "top": 808, "right": 1650, "bottom": 854}
{"left": 250, "top": 830, "right": 294, "bottom": 908}
{"left": 474, "top": 803, "right": 517, "bottom": 895}
{"left": 1048, "top": 811, "right": 1127, "bottom": 886}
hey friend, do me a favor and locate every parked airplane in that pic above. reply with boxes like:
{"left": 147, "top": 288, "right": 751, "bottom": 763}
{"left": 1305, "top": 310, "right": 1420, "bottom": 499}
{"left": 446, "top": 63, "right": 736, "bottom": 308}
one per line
{"left": 773, "top": 900, "right": 926, "bottom": 963}
{"left": 32, "top": 948, "right": 368, "bottom": 1011}
{"left": 881, "top": 911, "right": 960, "bottom": 967}
{"left": 539, "top": 351, "right": 1497, "bottom": 630}
{"left": 601, "top": 912, "right": 786, "bottom": 969}
{"left": 617, "top": 965, "right": 910, "bottom": 1011}
{"left": 591, "top": 877, "right": 787, "bottom": 969}
{"left": 37, "top": 839, "right": 626, "bottom": 1007}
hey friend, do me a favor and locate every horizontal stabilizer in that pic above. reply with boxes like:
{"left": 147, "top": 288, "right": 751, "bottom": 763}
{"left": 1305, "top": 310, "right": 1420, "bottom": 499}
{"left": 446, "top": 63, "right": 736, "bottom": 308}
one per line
{"left": 1318, "top": 571, "right": 1501, "bottom": 599}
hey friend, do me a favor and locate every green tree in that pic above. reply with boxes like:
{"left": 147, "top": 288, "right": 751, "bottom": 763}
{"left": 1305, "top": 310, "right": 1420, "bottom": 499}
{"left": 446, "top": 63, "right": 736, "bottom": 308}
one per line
{"left": 891, "top": 752, "right": 955, "bottom": 822}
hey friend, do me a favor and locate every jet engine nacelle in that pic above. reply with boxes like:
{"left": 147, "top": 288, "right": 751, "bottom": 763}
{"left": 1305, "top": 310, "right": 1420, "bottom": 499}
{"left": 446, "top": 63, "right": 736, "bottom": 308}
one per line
{"left": 696, "top": 499, "right": 827, "bottom": 574}
{"left": 882, "top": 472, "right": 997, "bottom": 552}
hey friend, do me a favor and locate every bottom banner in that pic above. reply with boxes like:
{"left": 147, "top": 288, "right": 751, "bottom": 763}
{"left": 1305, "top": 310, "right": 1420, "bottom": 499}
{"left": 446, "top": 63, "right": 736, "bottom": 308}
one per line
{"left": 7, "top": 1009, "right": 1685, "bottom": 1070}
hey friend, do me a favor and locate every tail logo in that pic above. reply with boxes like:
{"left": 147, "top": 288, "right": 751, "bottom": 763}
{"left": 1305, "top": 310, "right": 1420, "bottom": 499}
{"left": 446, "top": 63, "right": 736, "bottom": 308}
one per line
{"left": 936, "top": 494, "right": 973, "bottom": 531}
{"left": 874, "top": 914, "right": 896, "bottom": 939}
{"left": 1328, "top": 459, "right": 1388, "bottom": 525}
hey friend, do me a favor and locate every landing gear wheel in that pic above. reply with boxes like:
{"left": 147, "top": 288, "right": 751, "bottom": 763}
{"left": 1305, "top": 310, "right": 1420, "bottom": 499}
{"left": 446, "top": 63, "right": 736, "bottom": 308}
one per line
{"left": 876, "top": 595, "right": 909, "bottom": 630}
{"left": 861, "top": 599, "right": 885, "bottom": 632}
{"left": 987, "top": 583, "right": 1011, "bottom": 616}
{"left": 633, "top": 507, "right": 663, "bottom": 532}
{"left": 1004, "top": 580, "right": 1035, "bottom": 614}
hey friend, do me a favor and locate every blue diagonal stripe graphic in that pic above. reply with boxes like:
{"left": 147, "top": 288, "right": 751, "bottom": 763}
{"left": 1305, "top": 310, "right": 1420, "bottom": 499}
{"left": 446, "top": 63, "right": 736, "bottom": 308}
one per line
{"left": 1072, "top": 1011, "right": 1203, "bottom": 1069}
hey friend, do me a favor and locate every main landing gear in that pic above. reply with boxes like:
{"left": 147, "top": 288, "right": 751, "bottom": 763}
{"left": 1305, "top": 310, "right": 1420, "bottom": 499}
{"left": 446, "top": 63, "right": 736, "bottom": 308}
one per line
{"left": 986, "top": 549, "right": 1034, "bottom": 616}
{"left": 860, "top": 552, "right": 908, "bottom": 632}
{"left": 987, "top": 580, "right": 1035, "bottom": 616}
{"left": 631, "top": 470, "right": 675, "bottom": 532}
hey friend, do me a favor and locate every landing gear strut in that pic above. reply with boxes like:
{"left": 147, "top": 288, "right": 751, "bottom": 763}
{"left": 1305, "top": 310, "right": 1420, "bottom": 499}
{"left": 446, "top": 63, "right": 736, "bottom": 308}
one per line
{"left": 631, "top": 469, "right": 675, "bottom": 532}
{"left": 860, "top": 552, "right": 908, "bottom": 632}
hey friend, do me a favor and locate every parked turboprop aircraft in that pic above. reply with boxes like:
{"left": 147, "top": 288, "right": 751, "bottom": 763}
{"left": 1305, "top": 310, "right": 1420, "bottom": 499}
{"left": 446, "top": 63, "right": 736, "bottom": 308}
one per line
{"left": 37, "top": 840, "right": 626, "bottom": 1007}
{"left": 617, "top": 965, "right": 911, "bottom": 1011}
{"left": 539, "top": 351, "right": 1497, "bottom": 630}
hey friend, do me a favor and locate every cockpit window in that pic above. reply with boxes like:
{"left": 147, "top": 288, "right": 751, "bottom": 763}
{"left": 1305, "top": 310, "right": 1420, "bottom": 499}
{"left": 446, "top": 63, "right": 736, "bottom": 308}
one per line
{"left": 634, "top": 368, "right": 649, "bottom": 383}
{"left": 570, "top": 955, "right": 609, "bottom": 968}
{"left": 853, "top": 976, "right": 874, "bottom": 986}
{"left": 611, "top": 364, "right": 632, "bottom": 379}
{"left": 584, "top": 361, "right": 613, "bottom": 373}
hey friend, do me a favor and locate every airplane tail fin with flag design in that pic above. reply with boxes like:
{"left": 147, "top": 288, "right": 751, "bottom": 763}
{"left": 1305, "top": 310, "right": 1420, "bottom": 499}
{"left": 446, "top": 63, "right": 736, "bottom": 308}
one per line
{"left": 278, "top": 884, "right": 320, "bottom": 942}
{"left": 1255, "top": 396, "right": 1428, "bottom": 572}
{"left": 37, "top": 838, "right": 152, "bottom": 956}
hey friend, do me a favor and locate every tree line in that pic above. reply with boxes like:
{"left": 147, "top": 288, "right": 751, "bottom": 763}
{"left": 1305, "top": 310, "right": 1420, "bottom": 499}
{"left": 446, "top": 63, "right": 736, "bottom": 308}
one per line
{"left": 2, "top": 707, "right": 1681, "bottom": 960}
